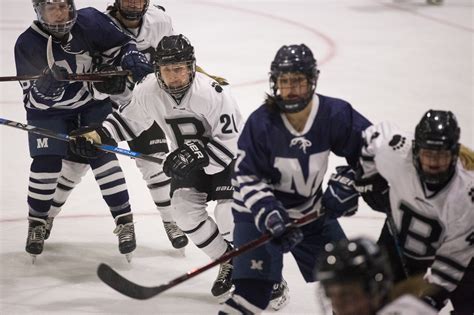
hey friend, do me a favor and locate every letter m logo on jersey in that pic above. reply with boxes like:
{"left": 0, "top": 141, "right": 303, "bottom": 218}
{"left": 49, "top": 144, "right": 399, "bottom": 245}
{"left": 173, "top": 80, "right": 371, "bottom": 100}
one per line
{"left": 36, "top": 138, "right": 49, "bottom": 148}
{"left": 274, "top": 153, "right": 326, "bottom": 197}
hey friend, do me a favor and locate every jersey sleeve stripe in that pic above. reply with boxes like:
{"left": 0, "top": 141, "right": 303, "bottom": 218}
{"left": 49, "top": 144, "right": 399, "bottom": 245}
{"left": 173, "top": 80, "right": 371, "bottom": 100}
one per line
{"left": 104, "top": 118, "right": 126, "bottom": 141}
{"left": 209, "top": 140, "right": 234, "bottom": 159}
{"left": 112, "top": 112, "right": 136, "bottom": 139}
{"left": 205, "top": 147, "right": 228, "bottom": 168}
{"left": 431, "top": 268, "right": 460, "bottom": 287}
{"left": 435, "top": 255, "right": 466, "bottom": 273}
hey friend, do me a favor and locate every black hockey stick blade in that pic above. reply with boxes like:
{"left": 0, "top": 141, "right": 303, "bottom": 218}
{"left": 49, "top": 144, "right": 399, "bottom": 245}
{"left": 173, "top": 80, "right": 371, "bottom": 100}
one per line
{"left": 0, "top": 117, "right": 163, "bottom": 165}
{"left": 97, "top": 264, "right": 167, "bottom": 299}
{"left": 97, "top": 210, "right": 322, "bottom": 300}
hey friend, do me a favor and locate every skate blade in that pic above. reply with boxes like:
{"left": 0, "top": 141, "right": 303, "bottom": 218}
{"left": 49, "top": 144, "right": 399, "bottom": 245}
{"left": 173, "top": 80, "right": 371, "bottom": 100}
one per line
{"left": 125, "top": 253, "right": 133, "bottom": 263}
{"left": 30, "top": 254, "right": 37, "bottom": 264}
{"left": 216, "top": 284, "right": 235, "bottom": 304}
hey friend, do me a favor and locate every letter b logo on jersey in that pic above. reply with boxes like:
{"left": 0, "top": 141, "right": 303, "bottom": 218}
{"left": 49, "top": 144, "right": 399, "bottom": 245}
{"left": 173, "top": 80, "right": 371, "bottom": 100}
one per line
{"left": 398, "top": 202, "right": 443, "bottom": 258}
{"left": 37, "top": 138, "right": 49, "bottom": 149}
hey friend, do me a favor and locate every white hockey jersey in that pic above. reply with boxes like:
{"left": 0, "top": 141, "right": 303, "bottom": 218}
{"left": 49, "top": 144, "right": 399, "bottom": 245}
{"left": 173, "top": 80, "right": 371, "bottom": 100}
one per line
{"left": 102, "top": 72, "right": 243, "bottom": 175}
{"left": 360, "top": 121, "right": 474, "bottom": 292}
{"left": 377, "top": 295, "right": 437, "bottom": 315}
{"left": 105, "top": 5, "right": 174, "bottom": 106}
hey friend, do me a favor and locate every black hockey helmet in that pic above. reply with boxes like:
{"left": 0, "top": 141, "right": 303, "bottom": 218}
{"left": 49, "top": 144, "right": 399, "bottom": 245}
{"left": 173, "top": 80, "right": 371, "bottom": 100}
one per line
{"left": 413, "top": 110, "right": 460, "bottom": 186}
{"left": 32, "top": 0, "right": 77, "bottom": 36}
{"left": 269, "top": 44, "right": 319, "bottom": 113}
{"left": 154, "top": 34, "right": 196, "bottom": 98}
{"left": 317, "top": 238, "right": 392, "bottom": 298}
{"left": 115, "top": 0, "right": 149, "bottom": 20}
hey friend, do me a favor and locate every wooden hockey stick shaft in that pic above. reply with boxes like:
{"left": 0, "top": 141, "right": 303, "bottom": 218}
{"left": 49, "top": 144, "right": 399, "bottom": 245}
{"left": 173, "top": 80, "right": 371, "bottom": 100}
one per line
{"left": 97, "top": 210, "right": 322, "bottom": 300}
{"left": 0, "top": 117, "right": 163, "bottom": 164}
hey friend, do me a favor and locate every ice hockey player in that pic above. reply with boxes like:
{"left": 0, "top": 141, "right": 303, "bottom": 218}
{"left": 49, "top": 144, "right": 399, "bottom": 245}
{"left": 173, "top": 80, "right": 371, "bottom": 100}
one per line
{"left": 317, "top": 237, "right": 438, "bottom": 315}
{"left": 218, "top": 43, "right": 372, "bottom": 314}
{"left": 14, "top": 0, "right": 153, "bottom": 262}
{"left": 68, "top": 34, "right": 240, "bottom": 299}
{"left": 47, "top": 0, "right": 188, "bottom": 250}
{"left": 355, "top": 110, "right": 474, "bottom": 314}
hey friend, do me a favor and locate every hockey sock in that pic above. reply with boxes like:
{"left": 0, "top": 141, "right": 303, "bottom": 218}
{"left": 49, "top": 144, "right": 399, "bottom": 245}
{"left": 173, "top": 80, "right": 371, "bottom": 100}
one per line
{"left": 90, "top": 154, "right": 131, "bottom": 218}
{"left": 28, "top": 156, "right": 62, "bottom": 218}
{"left": 50, "top": 160, "right": 89, "bottom": 217}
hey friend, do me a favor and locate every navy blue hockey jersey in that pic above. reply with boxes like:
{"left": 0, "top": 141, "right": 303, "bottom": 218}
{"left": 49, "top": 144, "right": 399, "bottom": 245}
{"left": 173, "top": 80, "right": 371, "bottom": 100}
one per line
{"left": 232, "top": 94, "right": 371, "bottom": 222}
{"left": 14, "top": 7, "right": 137, "bottom": 119}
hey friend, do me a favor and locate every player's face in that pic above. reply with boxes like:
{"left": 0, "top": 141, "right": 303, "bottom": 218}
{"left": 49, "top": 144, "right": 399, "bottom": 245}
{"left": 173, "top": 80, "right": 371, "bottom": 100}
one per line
{"left": 325, "top": 283, "right": 374, "bottom": 315}
{"left": 159, "top": 62, "right": 192, "bottom": 89}
{"left": 40, "top": 1, "right": 72, "bottom": 24}
{"left": 419, "top": 148, "right": 452, "bottom": 176}
{"left": 119, "top": 0, "right": 146, "bottom": 13}
{"left": 277, "top": 72, "right": 309, "bottom": 100}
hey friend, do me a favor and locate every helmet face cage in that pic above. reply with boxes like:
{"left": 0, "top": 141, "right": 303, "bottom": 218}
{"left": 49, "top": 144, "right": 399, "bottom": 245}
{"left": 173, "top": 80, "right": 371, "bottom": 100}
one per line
{"left": 115, "top": 0, "right": 149, "bottom": 20}
{"left": 269, "top": 44, "right": 319, "bottom": 113}
{"left": 317, "top": 238, "right": 392, "bottom": 300}
{"left": 32, "top": 0, "right": 77, "bottom": 36}
{"left": 154, "top": 35, "right": 196, "bottom": 98}
{"left": 412, "top": 110, "right": 460, "bottom": 186}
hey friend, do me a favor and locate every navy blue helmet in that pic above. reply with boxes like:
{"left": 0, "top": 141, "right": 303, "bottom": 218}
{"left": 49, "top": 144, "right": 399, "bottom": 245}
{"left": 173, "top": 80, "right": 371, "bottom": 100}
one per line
{"left": 32, "top": 0, "right": 77, "bottom": 36}
{"left": 269, "top": 44, "right": 319, "bottom": 113}
{"left": 413, "top": 110, "right": 460, "bottom": 186}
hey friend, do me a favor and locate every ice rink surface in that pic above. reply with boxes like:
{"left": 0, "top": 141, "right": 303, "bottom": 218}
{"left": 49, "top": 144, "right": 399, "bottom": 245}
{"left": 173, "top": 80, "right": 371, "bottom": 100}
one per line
{"left": 0, "top": 0, "right": 472, "bottom": 314}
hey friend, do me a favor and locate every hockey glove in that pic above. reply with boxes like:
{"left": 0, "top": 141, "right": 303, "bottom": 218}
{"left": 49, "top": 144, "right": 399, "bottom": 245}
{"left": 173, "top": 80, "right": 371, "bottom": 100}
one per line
{"left": 121, "top": 50, "right": 153, "bottom": 82}
{"left": 33, "top": 65, "right": 68, "bottom": 98}
{"left": 94, "top": 64, "right": 127, "bottom": 95}
{"left": 257, "top": 207, "right": 304, "bottom": 253}
{"left": 322, "top": 166, "right": 359, "bottom": 219}
{"left": 69, "top": 126, "right": 111, "bottom": 159}
{"left": 354, "top": 167, "right": 390, "bottom": 213}
{"left": 163, "top": 141, "right": 210, "bottom": 179}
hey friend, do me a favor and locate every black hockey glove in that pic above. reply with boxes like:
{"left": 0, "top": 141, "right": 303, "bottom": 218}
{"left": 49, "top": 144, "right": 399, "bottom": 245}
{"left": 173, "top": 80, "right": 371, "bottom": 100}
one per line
{"left": 94, "top": 64, "right": 126, "bottom": 95}
{"left": 163, "top": 141, "right": 210, "bottom": 179}
{"left": 121, "top": 50, "right": 153, "bottom": 82}
{"left": 69, "top": 126, "right": 111, "bottom": 159}
{"left": 33, "top": 65, "right": 68, "bottom": 98}
{"left": 322, "top": 165, "right": 359, "bottom": 219}
{"left": 257, "top": 206, "right": 304, "bottom": 253}
{"left": 354, "top": 167, "right": 390, "bottom": 213}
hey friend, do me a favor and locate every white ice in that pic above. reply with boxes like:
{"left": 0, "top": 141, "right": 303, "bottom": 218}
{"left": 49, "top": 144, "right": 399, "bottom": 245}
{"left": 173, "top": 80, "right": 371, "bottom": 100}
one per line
{"left": 0, "top": 0, "right": 472, "bottom": 314}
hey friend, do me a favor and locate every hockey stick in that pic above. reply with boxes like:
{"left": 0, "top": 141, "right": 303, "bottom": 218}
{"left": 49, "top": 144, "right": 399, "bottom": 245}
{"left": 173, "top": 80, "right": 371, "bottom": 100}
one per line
{"left": 97, "top": 210, "right": 322, "bottom": 300}
{"left": 0, "top": 70, "right": 131, "bottom": 83}
{"left": 44, "top": 35, "right": 132, "bottom": 82}
{"left": 0, "top": 117, "right": 163, "bottom": 164}
{"left": 385, "top": 211, "right": 409, "bottom": 277}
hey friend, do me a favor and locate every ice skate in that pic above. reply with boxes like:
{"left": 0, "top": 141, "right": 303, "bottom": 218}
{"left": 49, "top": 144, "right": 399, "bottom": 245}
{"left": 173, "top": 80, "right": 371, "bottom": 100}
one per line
{"left": 44, "top": 217, "right": 54, "bottom": 240}
{"left": 163, "top": 220, "right": 188, "bottom": 254}
{"left": 211, "top": 260, "right": 234, "bottom": 301}
{"left": 269, "top": 278, "right": 290, "bottom": 311}
{"left": 25, "top": 217, "right": 47, "bottom": 263}
{"left": 427, "top": 0, "right": 443, "bottom": 4}
{"left": 113, "top": 213, "right": 136, "bottom": 262}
